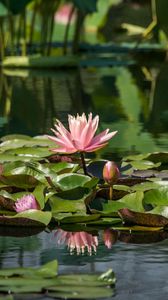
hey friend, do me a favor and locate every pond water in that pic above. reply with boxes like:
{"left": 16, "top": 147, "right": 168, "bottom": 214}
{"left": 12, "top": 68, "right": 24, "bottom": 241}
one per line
{"left": 1, "top": 229, "right": 168, "bottom": 300}
{"left": 0, "top": 59, "right": 168, "bottom": 299}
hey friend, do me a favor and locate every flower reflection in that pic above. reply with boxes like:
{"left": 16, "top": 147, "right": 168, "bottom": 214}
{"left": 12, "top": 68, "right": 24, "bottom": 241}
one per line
{"left": 103, "top": 229, "right": 118, "bottom": 249}
{"left": 55, "top": 229, "right": 98, "bottom": 255}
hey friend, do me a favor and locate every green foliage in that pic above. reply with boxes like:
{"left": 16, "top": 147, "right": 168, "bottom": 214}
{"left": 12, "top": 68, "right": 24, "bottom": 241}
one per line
{"left": 0, "top": 260, "right": 115, "bottom": 299}
{"left": 0, "top": 135, "right": 167, "bottom": 230}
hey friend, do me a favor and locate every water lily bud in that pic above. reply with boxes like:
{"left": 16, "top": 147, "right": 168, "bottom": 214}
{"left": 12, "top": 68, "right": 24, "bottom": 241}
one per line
{"left": 103, "top": 161, "right": 120, "bottom": 185}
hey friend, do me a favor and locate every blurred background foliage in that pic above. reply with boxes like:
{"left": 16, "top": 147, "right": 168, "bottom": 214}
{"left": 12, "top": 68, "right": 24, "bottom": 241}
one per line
{"left": 0, "top": 0, "right": 168, "bottom": 59}
{"left": 0, "top": 0, "right": 168, "bottom": 158}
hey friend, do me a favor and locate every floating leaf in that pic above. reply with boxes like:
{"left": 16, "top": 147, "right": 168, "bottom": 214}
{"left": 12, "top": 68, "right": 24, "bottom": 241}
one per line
{"left": 119, "top": 208, "right": 168, "bottom": 227}
{"left": 101, "top": 191, "right": 144, "bottom": 218}
{"left": 50, "top": 196, "right": 86, "bottom": 214}
{"left": 54, "top": 213, "right": 101, "bottom": 224}
{"left": 0, "top": 260, "right": 115, "bottom": 299}
{"left": 143, "top": 187, "right": 168, "bottom": 207}
{"left": 131, "top": 181, "right": 159, "bottom": 192}
{"left": 55, "top": 173, "right": 93, "bottom": 191}
{"left": 0, "top": 210, "right": 52, "bottom": 227}
{"left": 122, "top": 160, "right": 161, "bottom": 170}
{"left": 0, "top": 260, "right": 58, "bottom": 277}
{"left": 0, "top": 174, "right": 38, "bottom": 189}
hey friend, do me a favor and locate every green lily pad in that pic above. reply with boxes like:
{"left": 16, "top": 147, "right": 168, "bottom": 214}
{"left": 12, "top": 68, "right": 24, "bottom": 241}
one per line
{"left": 0, "top": 210, "right": 52, "bottom": 227}
{"left": 53, "top": 213, "right": 101, "bottom": 224}
{"left": 3, "top": 147, "right": 51, "bottom": 158}
{"left": 0, "top": 174, "right": 38, "bottom": 189}
{"left": 55, "top": 173, "right": 92, "bottom": 191}
{"left": 0, "top": 260, "right": 115, "bottom": 299}
{"left": 103, "top": 191, "right": 144, "bottom": 215}
{"left": 122, "top": 160, "right": 161, "bottom": 170}
{"left": 50, "top": 196, "right": 86, "bottom": 214}
{"left": 0, "top": 260, "right": 58, "bottom": 277}
{"left": 143, "top": 187, "right": 168, "bottom": 207}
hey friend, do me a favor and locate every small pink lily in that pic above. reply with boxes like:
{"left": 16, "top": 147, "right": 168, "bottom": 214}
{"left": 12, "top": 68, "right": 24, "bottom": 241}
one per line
{"left": 14, "top": 194, "right": 40, "bottom": 213}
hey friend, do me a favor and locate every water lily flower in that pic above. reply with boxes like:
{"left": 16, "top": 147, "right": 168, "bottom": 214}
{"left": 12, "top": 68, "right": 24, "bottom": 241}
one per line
{"left": 48, "top": 113, "right": 117, "bottom": 154}
{"left": 14, "top": 194, "right": 40, "bottom": 213}
{"left": 55, "top": 229, "right": 98, "bottom": 255}
{"left": 103, "top": 161, "right": 120, "bottom": 185}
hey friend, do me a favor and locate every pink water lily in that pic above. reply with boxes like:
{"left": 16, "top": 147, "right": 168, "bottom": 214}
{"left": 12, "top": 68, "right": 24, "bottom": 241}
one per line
{"left": 14, "top": 194, "right": 40, "bottom": 213}
{"left": 48, "top": 113, "right": 117, "bottom": 154}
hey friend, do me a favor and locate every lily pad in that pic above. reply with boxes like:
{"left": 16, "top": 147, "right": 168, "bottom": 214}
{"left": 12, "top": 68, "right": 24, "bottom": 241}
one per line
{"left": 0, "top": 210, "right": 52, "bottom": 227}
{"left": 0, "top": 260, "right": 115, "bottom": 299}
{"left": 118, "top": 208, "right": 168, "bottom": 227}
{"left": 143, "top": 187, "right": 168, "bottom": 207}
{"left": 55, "top": 173, "right": 92, "bottom": 191}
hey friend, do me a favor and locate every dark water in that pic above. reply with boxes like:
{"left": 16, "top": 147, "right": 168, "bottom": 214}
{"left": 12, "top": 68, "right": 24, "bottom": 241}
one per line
{"left": 0, "top": 61, "right": 168, "bottom": 299}
{"left": 1, "top": 229, "right": 168, "bottom": 300}
{"left": 0, "top": 62, "right": 168, "bottom": 160}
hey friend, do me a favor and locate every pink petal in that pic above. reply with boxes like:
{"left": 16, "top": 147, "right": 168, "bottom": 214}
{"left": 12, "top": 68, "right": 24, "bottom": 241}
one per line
{"left": 84, "top": 142, "right": 108, "bottom": 152}
{"left": 15, "top": 194, "right": 39, "bottom": 213}
{"left": 50, "top": 147, "right": 77, "bottom": 154}
{"left": 91, "top": 130, "right": 117, "bottom": 145}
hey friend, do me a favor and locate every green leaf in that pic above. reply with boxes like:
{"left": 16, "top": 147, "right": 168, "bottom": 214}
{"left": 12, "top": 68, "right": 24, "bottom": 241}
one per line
{"left": 102, "top": 191, "right": 144, "bottom": 216}
{"left": 0, "top": 260, "right": 58, "bottom": 277}
{"left": 33, "top": 184, "right": 46, "bottom": 209}
{"left": 122, "top": 160, "right": 161, "bottom": 170}
{"left": 48, "top": 162, "right": 77, "bottom": 174}
{"left": 1, "top": 174, "right": 38, "bottom": 189}
{"left": 0, "top": 136, "right": 54, "bottom": 148}
{"left": 50, "top": 197, "right": 86, "bottom": 214}
{"left": 86, "top": 217, "right": 121, "bottom": 226}
{"left": 143, "top": 187, "right": 168, "bottom": 207}
{"left": 2, "top": 161, "right": 49, "bottom": 184}
{"left": 148, "top": 206, "right": 168, "bottom": 219}
{"left": 0, "top": 260, "right": 115, "bottom": 299}
{"left": 54, "top": 213, "right": 101, "bottom": 224}
{"left": 0, "top": 210, "right": 52, "bottom": 226}
{"left": 55, "top": 173, "right": 92, "bottom": 191}
{"left": 131, "top": 181, "right": 159, "bottom": 192}
{"left": 3, "top": 147, "right": 51, "bottom": 158}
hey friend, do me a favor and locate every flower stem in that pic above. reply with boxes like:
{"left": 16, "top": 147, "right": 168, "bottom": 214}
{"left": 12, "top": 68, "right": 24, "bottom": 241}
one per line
{"left": 80, "top": 152, "right": 87, "bottom": 175}
{"left": 109, "top": 186, "right": 113, "bottom": 200}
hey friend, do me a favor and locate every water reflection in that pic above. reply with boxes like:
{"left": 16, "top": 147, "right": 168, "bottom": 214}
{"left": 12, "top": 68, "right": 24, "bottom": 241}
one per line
{"left": 0, "top": 62, "right": 168, "bottom": 158}
{"left": 0, "top": 228, "right": 168, "bottom": 299}
{"left": 54, "top": 229, "right": 98, "bottom": 255}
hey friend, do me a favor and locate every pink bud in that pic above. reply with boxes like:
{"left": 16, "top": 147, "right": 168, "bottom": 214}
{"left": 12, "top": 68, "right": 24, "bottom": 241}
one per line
{"left": 103, "top": 161, "right": 120, "bottom": 185}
